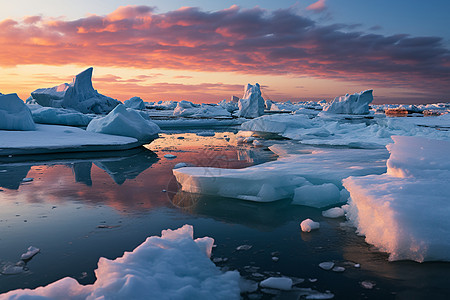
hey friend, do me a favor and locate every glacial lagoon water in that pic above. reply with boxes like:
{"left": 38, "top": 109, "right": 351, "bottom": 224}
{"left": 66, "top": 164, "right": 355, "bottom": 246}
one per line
{"left": 1, "top": 131, "right": 450, "bottom": 299}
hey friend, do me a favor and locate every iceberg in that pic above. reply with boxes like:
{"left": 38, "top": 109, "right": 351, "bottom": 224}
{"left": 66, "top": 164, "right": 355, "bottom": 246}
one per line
{"left": 237, "top": 83, "right": 265, "bottom": 118}
{"left": 0, "top": 93, "right": 35, "bottom": 131}
{"left": 323, "top": 90, "right": 373, "bottom": 115}
{"left": 344, "top": 136, "right": 450, "bottom": 262}
{"left": 30, "top": 67, "right": 120, "bottom": 114}
{"left": 2, "top": 225, "right": 241, "bottom": 299}
{"left": 124, "top": 96, "right": 146, "bottom": 110}
{"left": 87, "top": 104, "right": 160, "bottom": 143}
{"left": 28, "top": 105, "right": 94, "bottom": 126}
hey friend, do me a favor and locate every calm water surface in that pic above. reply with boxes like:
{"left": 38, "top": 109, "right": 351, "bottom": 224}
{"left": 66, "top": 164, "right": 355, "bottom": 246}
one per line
{"left": 0, "top": 131, "right": 449, "bottom": 299}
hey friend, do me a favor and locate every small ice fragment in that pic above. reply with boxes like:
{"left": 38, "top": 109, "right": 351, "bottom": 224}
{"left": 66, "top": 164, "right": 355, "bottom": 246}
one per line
{"left": 236, "top": 244, "right": 252, "bottom": 251}
{"left": 332, "top": 266, "right": 345, "bottom": 272}
{"left": 239, "top": 278, "right": 259, "bottom": 293}
{"left": 318, "top": 262, "right": 335, "bottom": 271}
{"left": 164, "top": 154, "right": 177, "bottom": 159}
{"left": 251, "top": 272, "right": 264, "bottom": 278}
{"left": 301, "top": 219, "right": 320, "bottom": 232}
{"left": 272, "top": 257, "right": 279, "bottom": 262}
{"left": 322, "top": 207, "right": 345, "bottom": 218}
{"left": 306, "top": 291, "right": 335, "bottom": 299}
{"left": 173, "top": 162, "right": 188, "bottom": 169}
{"left": 21, "top": 246, "right": 40, "bottom": 260}
{"left": 360, "top": 280, "right": 376, "bottom": 289}
{"left": 196, "top": 131, "right": 215, "bottom": 137}
{"left": 291, "top": 277, "right": 305, "bottom": 285}
{"left": 177, "top": 136, "right": 185, "bottom": 139}
{"left": 354, "top": 263, "right": 360, "bottom": 268}
{"left": 212, "top": 258, "right": 223, "bottom": 263}
{"left": 260, "top": 277, "right": 293, "bottom": 290}
{"left": 1, "top": 264, "right": 24, "bottom": 275}
{"left": 308, "top": 278, "right": 318, "bottom": 283}
{"left": 22, "top": 178, "right": 34, "bottom": 183}
{"left": 162, "top": 189, "right": 167, "bottom": 192}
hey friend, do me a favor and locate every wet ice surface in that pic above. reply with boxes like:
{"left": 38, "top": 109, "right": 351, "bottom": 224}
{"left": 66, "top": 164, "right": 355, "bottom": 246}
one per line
{"left": 1, "top": 131, "right": 450, "bottom": 299}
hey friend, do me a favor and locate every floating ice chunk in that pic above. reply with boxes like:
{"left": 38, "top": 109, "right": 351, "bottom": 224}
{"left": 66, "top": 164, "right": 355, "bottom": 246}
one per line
{"left": 218, "top": 99, "right": 238, "bottom": 113}
{"left": 292, "top": 183, "right": 341, "bottom": 208}
{"left": 360, "top": 281, "right": 376, "bottom": 289}
{"left": 173, "top": 102, "right": 230, "bottom": 118}
{"left": 173, "top": 162, "right": 188, "bottom": 169}
{"left": 305, "top": 291, "right": 335, "bottom": 299}
{"left": 1, "top": 263, "right": 24, "bottom": 275}
{"left": 0, "top": 93, "right": 36, "bottom": 131}
{"left": 164, "top": 154, "right": 177, "bottom": 159}
{"left": 344, "top": 136, "right": 450, "bottom": 262}
{"left": 237, "top": 83, "right": 265, "bottom": 118}
{"left": 21, "top": 246, "right": 40, "bottom": 260}
{"left": 318, "top": 262, "right": 334, "bottom": 270}
{"left": 236, "top": 245, "right": 252, "bottom": 251}
{"left": 22, "top": 178, "right": 34, "bottom": 183}
{"left": 301, "top": 219, "right": 320, "bottom": 232}
{"left": 322, "top": 207, "right": 345, "bottom": 218}
{"left": 196, "top": 131, "right": 215, "bottom": 137}
{"left": 239, "top": 279, "right": 259, "bottom": 293}
{"left": 259, "top": 277, "right": 293, "bottom": 290}
{"left": 87, "top": 104, "right": 160, "bottom": 143}
{"left": 332, "top": 266, "right": 345, "bottom": 272}
{"left": 124, "top": 96, "right": 145, "bottom": 110}
{"left": 29, "top": 105, "right": 93, "bottom": 126}
{"left": 323, "top": 90, "right": 373, "bottom": 115}
{"left": 3, "top": 225, "right": 240, "bottom": 299}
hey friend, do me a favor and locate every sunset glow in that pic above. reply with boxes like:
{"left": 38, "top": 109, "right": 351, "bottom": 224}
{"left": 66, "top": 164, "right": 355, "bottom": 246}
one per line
{"left": 1, "top": 1, "right": 449, "bottom": 104}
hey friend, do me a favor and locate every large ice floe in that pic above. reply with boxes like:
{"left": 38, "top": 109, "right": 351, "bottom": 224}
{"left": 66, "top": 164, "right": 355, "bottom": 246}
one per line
{"left": 0, "top": 124, "right": 140, "bottom": 155}
{"left": 322, "top": 89, "right": 373, "bottom": 115}
{"left": 2, "top": 225, "right": 241, "bottom": 299}
{"left": 87, "top": 104, "right": 160, "bottom": 143}
{"left": 237, "top": 83, "right": 265, "bottom": 118}
{"left": 124, "top": 96, "right": 146, "bottom": 110}
{"left": 173, "top": 144, "right": 387, "bottom": 206}
{"left": 0, "top": 93, "right": 35, "bottom": 131}
{"left": 344, "top": 136, "right": 450, "bottom": 262}
{"left": 30, "top": 67, "right": 120, "bottom": 114}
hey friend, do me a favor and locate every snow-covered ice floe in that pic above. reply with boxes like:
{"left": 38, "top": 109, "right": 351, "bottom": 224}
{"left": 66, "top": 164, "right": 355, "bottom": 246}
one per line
{"left": 173, "top": 101, "right": 231, "bottom": 118}
{"left": 28, "top": 105, "right": 94, "bottom": 126}
{"left": 173, "top": 144, "right": 387, "bottom": 206}
{"left": 2, "top": 225, "right": 241, "bottom": 299}
{"left": 0, "top": 124, "right": 141, "bottom": 155}
{"left": 241, "top": 112, "right": 450, "bottom": 148}
{"left": 344, "top": 136, "right": 450, "bottom": 262}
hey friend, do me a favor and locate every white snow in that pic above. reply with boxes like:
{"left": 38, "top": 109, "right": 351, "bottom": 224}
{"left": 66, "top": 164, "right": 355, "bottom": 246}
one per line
{"left": 28, "top": 105, "right": 94, "bottom": 126}
{"left": 30, "top": 67, "right": 120, "bottom": 114}
{"left": 0, "top": 93, "right": 35, "bottom": 131}
{"left": 2, "top": 225, "right": 241, "bottom": 299}
{"left": 301, "top": 219, "right": 320, "bottom": 232}
{"left": 237, "top": 83, "right": 265, "bottom": 118}
{"left": 87, "top": 104, "right": 160, "bottom": 143}
{"left": 323, "top": 90, "right": 373, "bottom": 115}
{"left": 259, "top": 277, "right": 293, "bottom": 290}
{"left": 124, "top": 96, "right": 146, "bottom": 110}
{"left": 0, "top": 124, "right": 140, "bottom": 155}
{"left": 344, "top": 136, "right": 450, "bottom": 262}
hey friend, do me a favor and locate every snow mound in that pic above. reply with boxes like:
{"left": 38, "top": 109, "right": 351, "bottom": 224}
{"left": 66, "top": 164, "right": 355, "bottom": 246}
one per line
{"left": 124, "top": 96, "right": 146, "bottom": 110}
{"left": 0, "top": 93, "right": 35, "bottom": 131}
{"left": 2, "top": 225, "right": 241, "bottom": 299}
{"left": 30, "top": 67, "right": 120, "bottom": 114}
{"left": 237, "top": 83, "right": 265, "bottom": 118}
{"left": 29, "top": 105, "right": 94, "bottom": 126}
{"left": 87, "top": 104, "right": 160, "bottom": 143}
{"left": 323, "top": 90, "right": 373, "bottom": 115}
{"left": 344, "top": 136, "right": 450, "bottom": 262}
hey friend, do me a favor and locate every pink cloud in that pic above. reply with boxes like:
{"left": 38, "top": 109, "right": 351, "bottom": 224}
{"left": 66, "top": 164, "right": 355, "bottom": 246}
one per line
{"left": 307, "top": 0, "right": 327, "bottom": 12}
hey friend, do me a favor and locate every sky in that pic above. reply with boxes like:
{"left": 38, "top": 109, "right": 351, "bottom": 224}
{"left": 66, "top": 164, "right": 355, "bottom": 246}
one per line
{"left": 0, "top": 0, "right": 449, "bottom": 104}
